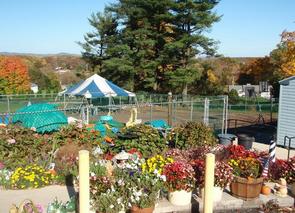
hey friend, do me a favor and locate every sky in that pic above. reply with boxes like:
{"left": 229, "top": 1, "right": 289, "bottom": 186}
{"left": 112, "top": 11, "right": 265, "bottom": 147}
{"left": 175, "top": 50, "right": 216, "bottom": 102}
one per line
{"left": 0, "top": 0, "right": 294, "bottom": 57}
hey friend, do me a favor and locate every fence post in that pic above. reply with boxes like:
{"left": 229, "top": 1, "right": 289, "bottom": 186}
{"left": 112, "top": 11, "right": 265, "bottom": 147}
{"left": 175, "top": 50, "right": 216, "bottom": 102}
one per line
{"left": 225, "top": 96, "right": 228, "bottom": 134}
{"left": 86, "top": 105, "right": 90, "bottom": 125}
{"left": 168, "top": 92, "right": 172, "bottom": 126}
{"left": 203, "top": 153, "right": 215, "bottom": 213}
{"left": 270, "top": 97, "right": 273, "bottom": 123}
{"left": 7, "top": 95, "right": 10, "bottom": 114}
{"left": 79, "top": 150, "right": 90, "bottom": 213}
{"left": 63, "top": 93, "right": 66, "bottom": 109}
{"left": 203, "top": 98, "right": 209, "bottom": 125}
{"left": 222, "top": 97, "right": 225, "bottom": 134}
{"left": 190, "top": 98, "right": 193, "bottom": 121}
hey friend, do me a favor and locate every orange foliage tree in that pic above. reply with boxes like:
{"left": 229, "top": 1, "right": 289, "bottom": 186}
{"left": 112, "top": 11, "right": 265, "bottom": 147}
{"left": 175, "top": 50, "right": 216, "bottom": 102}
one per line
{"left": 0, "top": 56, "right": 31, "bottom": 94}
{"left": 238, "top": 57, "right": 274, "bottom": 84}
{"left": 280, "top": 31, "right": 295, "bottom": 77}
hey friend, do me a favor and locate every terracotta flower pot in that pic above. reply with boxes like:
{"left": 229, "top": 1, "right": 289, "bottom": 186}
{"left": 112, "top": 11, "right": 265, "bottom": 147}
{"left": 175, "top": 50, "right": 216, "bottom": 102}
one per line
{"left": 168, "top": 190, "right": 192, "bottom": 206}
{"left": 130, "top": 205, "right": 154, "bottom": 213}
{"left": 230, "top": 176, "right": 263, "bottom": 200}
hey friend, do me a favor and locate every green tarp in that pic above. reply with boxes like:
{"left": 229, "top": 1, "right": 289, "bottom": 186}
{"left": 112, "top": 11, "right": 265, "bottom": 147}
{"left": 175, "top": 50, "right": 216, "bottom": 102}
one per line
{"left": 12, "top": 103, "right": 68, "bottom": 133}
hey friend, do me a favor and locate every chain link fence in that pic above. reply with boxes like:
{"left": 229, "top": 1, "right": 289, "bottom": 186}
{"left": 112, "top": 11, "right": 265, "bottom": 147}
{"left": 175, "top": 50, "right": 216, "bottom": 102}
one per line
{"left": 0, "top": 94, "right": 228, "bottom": 134}
{"left": 227, "top": 98, "right": 278, "bottom": 129}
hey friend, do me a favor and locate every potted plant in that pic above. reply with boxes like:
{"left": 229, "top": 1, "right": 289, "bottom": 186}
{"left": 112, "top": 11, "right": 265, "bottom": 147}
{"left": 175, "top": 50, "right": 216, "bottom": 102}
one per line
{"left": 163, "top": 161, "right": 195, "bottom": 206}
{"left": 192, "top": 160, "right": 233, "bottom": 202}
{"left": 228, "top": 157, "right": 263, "bottom": 200}
{"left": 269, "top": 156, "right": 295, "bottom": 196}
{"left": 128, "top": 172, "right": 163, "bottom": 213}
{"left": 90, "top": 164, "right": 127, "bottom": 213}
{"left": 141, "top": 155, "right": 174, "bottom": 206}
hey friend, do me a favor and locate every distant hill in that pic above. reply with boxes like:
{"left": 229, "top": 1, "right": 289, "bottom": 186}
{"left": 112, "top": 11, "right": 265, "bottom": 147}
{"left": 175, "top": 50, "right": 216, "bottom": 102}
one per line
{"left": 0, "top": 52, "right": 81, "bottom": 57}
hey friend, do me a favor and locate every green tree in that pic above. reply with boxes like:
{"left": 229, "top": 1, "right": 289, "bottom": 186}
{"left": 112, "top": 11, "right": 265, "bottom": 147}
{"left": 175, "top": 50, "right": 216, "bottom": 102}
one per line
{"left": 165, "top": 0, "right": 220, "bottom": 94}
{"left": 80, "top": 0, "right": 220, "bottom": 93}
{"left": 79, "top": 11, "right": 118, "bottom": 73}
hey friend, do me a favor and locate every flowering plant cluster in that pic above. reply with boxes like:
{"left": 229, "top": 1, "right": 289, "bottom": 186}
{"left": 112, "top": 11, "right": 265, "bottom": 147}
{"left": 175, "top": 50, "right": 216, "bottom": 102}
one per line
{"left": 127, "top": 172, "right": 163, "bottom": 209}
{"left": 165, "top": 148, "right": 187, "bottom": 162}
{"left": 269, "top": 156, "right": 295, "bottom": 184}
{"left": 228, "top": 157, "right": 262, "bottom": 179}
{"left": 141, "top": 154, "right": 173, "bottom": 175}
{"left": 0, "top": 168, "right": 12, "bottom": 189}
{"left": 191, "top": 160, "right": 233, "bottom": 189}
{"left": 90, "top": 164, "right": 127, "bottom": 213}
{"left": 214, "top": 161, "right": 233, "bottom": 188}
{"left": 10, "top": 164, "right": 55, "bottom": 189}
{"left": 226, "top": 145, "right": 258, "bottom": 159}
{"left": 163, "top": 161, "right": 195, "bottom": 192}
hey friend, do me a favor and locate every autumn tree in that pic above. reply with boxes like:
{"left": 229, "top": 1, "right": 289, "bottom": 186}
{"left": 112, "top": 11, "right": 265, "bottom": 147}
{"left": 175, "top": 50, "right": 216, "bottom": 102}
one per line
{"left": 0, "top": 56, "right": 31, "bottom": 94}
{"left": 280, "top": 31, "right": 295, "bottom": 77}
{"left": 238, "top": 57, "right": 274, "bottom": 84}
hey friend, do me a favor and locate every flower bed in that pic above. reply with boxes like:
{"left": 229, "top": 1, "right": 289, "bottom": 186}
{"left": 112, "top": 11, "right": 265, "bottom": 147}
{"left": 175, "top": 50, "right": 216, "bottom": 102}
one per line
{"left": 1, "top": 121, "right": 293, "bottom": 212}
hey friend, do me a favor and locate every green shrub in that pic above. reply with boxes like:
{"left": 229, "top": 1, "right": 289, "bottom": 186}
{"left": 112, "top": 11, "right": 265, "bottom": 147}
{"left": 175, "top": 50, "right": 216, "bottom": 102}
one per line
{"left": 228, "top": 89, "right": 240, "bottom": 104}
{"left": 0, "top": 125, "right": 53, "bottom": 169}
{"left": 168, "top": 122, "right": 217, "bottom": 149}
{"left": 111, "top": 124, "right": 167, "bottom": 158}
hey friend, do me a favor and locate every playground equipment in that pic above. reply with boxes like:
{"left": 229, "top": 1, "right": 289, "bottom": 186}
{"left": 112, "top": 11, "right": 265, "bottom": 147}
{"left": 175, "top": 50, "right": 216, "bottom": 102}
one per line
{"left": 126, "top": 107, "right": 142, "bottom": 127}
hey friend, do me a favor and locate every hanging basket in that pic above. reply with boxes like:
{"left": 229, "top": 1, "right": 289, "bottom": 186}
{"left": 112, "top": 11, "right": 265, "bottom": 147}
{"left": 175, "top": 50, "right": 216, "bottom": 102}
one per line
{"left": 230, "top": 176, "right": 263, "bottom": 200}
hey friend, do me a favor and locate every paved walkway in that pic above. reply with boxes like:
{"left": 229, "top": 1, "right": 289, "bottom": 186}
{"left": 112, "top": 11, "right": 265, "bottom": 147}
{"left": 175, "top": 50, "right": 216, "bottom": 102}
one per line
{"left": 253, "top": 142, "right": 295, "bottom": 159}
{"left": 0, "top": 185, "right": 75, "bottom": 213}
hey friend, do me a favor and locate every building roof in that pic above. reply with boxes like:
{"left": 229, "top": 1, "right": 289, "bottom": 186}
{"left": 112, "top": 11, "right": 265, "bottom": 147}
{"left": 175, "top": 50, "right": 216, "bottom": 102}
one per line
{"left": 279, "top": 76, "right": 295, "bottom": 86}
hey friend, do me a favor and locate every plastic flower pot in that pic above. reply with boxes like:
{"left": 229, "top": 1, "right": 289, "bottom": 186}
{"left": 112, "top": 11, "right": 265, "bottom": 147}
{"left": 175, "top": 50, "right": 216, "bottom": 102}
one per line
{"left": 291, "top": 182, "right": 295, "bottom": 196}
{"left": 237, "top": 133, "right": 254, "bottom": 150}
{"left": 168, "top": 190, "right": 192, "bottom": 206}
{"left": 200, "top": 186, "right": 223, "bottom": 203}
{"left": 130, "top": 205, "right": 154, "bottom": 213}
{"left": 230, "top": 176, "right": 263, "bottom": 200}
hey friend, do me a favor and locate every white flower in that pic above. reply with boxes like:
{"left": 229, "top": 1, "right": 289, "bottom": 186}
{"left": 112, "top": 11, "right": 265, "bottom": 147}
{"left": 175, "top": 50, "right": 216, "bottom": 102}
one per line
{"left": 160, "top": 175, "right": 166, "bottom": 182}
{"left": 109, "top": 205, "right": 114, "bottom": 209}
{"left": 90, "top": 172, "right": 95, "bottom": 177}
{"left": 117, "top": 197, "right": 122, "bottom": 204}
{"left": 118, "top": 179, "right": 124, "bottom": 186}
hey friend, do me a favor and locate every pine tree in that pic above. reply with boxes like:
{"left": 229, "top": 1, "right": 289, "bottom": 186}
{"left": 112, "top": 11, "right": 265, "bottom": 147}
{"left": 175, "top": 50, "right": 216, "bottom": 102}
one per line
{"left": 80, "top": 0, "right": 220, "bottom": 93}
{"left": 79, "top": 11, "right": 118, "bottom": 73}
{"left": 165, "top": 0, "right": 220, "bottom": 94}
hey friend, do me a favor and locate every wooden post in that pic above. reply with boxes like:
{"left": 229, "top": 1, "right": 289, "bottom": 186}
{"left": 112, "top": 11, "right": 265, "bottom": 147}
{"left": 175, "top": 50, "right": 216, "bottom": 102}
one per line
{"left": 168, "top": 92, "right": 172, "bottom": 126}
{"left": 203, "top": 153, "right": 215, "bottom": 213}
{"left": 79, "top": 150, "right": 90, "bottom": 213}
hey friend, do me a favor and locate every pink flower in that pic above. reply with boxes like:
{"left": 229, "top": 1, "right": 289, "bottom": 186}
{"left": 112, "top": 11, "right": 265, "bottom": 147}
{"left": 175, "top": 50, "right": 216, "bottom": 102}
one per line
{"left": 0, "top": 162, "right": 4, "bottom": 169}
{"left": 7, "top": 138, "right": 16, "bottom": 144}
